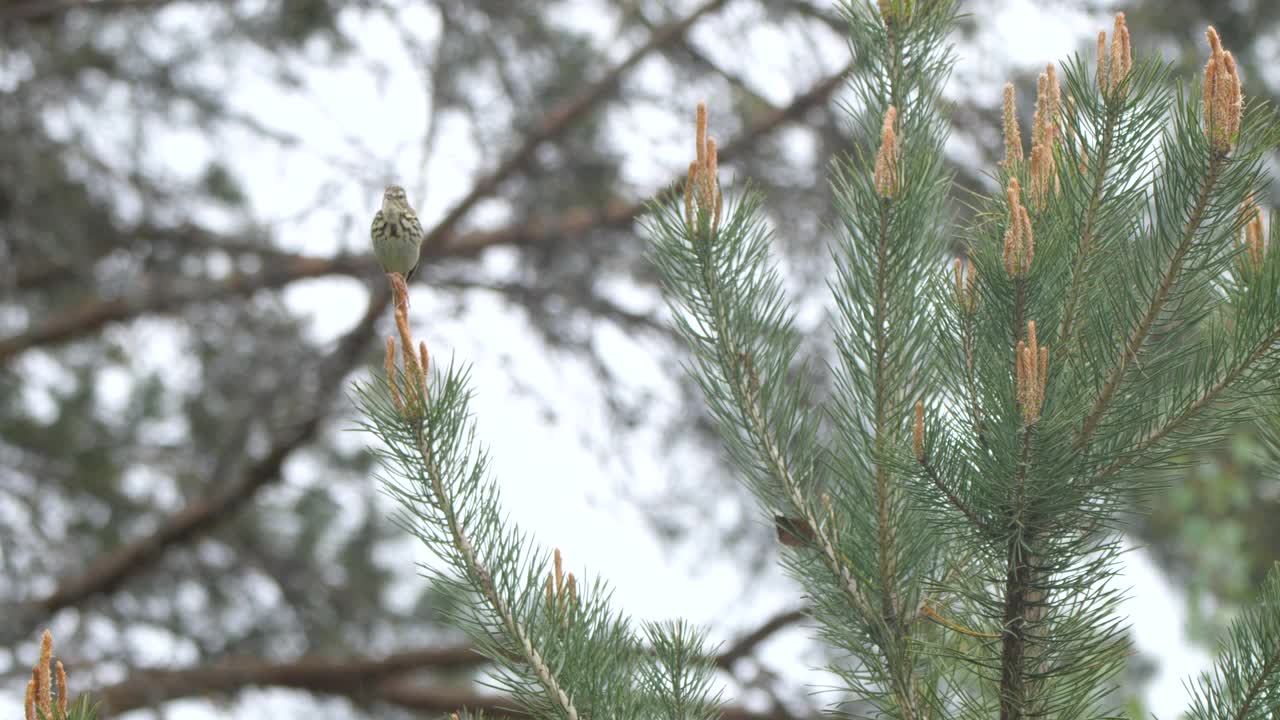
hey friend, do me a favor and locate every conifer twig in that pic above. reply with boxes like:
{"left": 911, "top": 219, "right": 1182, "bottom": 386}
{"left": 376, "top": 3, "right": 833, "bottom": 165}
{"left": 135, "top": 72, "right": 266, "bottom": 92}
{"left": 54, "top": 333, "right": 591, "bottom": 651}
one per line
{"left": 383, "top": 274, "right": 580, "bottom": 720}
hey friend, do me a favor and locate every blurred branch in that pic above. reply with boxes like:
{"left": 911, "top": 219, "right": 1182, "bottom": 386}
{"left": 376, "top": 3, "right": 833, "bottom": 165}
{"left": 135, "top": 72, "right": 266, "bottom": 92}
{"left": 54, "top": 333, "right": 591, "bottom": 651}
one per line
{"left": 1, "top": 0, "right": 739, "bottom": 636}
{"left": 415, "top": 0, "right": 729, "bottom": 256}
{"left": 362, "top": 684, "right": 793, "bottom": 720}
{"left": 0, "top": 57, "right": 847, "bottom": 363}
{"left": 1, "top": 284, "right": 389, "bottom": 636}
{"left": 0, "top": 0, "right": 177, "bottom": 23}
{"left": 715, "top": 606, "right": 808, "bottom": 669}
{"left": 92, "top": 606, "right": 809, "bottom": 715}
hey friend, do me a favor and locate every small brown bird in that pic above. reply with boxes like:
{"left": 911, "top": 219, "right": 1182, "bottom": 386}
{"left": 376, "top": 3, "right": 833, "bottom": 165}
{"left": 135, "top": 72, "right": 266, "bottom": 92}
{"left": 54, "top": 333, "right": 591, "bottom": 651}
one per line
{"left": 370, "top": 185, "right": 425, "bottom": 282}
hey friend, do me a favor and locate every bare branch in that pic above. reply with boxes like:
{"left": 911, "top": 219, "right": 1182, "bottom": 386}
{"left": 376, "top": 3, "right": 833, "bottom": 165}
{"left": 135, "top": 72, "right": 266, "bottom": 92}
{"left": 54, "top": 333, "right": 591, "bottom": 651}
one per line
{"left": 91, "top": 608, "right": 810, "bottom": 715}
{"left": 0, "top": 60, "right": 848, "bottom": 363}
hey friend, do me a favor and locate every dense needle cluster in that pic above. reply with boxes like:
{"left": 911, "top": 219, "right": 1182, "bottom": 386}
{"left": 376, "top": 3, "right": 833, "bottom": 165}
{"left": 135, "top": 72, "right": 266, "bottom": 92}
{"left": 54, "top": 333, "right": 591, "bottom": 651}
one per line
{"left": 648, "top": 4, "right": 1280, "bottom": 720}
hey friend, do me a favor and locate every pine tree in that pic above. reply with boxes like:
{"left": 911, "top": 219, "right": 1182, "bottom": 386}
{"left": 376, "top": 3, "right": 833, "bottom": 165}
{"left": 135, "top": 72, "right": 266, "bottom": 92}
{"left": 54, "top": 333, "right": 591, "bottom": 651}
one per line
{"left": 645, "top": 1, "right": 1280, "bottom": 718}
{"left": 356, "top": 275, "right": 722, "bottom": 720}
{"left": 356, "top": 1, "right": 1280, "bottom": 718}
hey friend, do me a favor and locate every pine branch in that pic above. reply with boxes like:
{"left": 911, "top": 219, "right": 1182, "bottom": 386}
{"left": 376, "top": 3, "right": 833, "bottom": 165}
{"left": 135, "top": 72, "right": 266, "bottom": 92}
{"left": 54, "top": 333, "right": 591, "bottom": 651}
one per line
{"left": 1076, "top": 155, "right": 1224, "bottom": 450}
{"left": 1055, "top": 88, "right": 1122, "bottom": 349}
{"left": 916, "top": 455, "right": 987, "bottom": 534}
{"left": 0, "top": 60, "right": 847, "bottom": 362}
{"left": 1186, "top": 564, "right": 1280, "bottom": 720}
{"left": 90, "top": 606, "right": 806, "bottom": 716}
{"left": 413, "top": 419, "right": 581, "bottom": 720}
{"left": 999, "top": 427, "right": 1036, "bottom": 720}
{"left": 360, "top": 276, "right": 723, "bottom": 720}
{"left": 1, "top": 284, "right": 388, "bottom": 642}
{"left": 1095, "top": 322, "right": 1280, "bottom": 482}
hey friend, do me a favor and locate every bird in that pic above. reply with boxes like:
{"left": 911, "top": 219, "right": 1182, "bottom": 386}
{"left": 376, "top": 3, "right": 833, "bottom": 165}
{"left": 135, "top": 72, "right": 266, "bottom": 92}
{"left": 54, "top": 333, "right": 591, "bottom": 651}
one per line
{"left": 371, "top": 185, "right": 426, "bottom": 282}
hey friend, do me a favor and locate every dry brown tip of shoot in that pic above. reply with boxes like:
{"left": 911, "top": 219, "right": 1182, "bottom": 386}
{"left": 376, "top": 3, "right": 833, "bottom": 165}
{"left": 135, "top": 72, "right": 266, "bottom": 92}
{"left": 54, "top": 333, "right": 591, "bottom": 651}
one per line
{"left": 1002, "top": 83, "right": 1023, "bottom": 166}
{"left": 566, "top": 572, "right": 577, "bottom": 605}
{"left": 1108, "top": 13, "right": 1132, "bottom": 95}
{"left": 384, "top": 337, "right": 403, "bottom": 411}
{"left": 394, "top": 298, "right": 419, "bottom": 382}
{"left": 385, "top": 274, "right": 431, "bottom": 416}
{"left": 419, "top": 340, "right": 430, "bottom": 381}
{"left": 1203, "top": 26, "right": 1243, "bottom": 153}
{"left": 874, "top": 105, "right": 900, "bottom": 198}
{"left": 1002, "top": 178, "right": 1034, "bottom": 277}
{"left": 913, "top": 400, "right": 925, "bottom": 461}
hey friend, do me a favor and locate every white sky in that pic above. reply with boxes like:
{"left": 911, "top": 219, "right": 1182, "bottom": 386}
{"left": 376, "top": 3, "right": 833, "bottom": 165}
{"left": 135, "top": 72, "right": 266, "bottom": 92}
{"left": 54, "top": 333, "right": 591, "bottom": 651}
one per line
{"left": 2, "top": 1, "right": 1233, "bottom": 718}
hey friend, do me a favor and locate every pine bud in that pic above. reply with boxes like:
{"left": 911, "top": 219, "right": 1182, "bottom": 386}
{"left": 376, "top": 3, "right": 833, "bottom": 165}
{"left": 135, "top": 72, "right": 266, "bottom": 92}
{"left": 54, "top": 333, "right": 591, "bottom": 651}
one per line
{"left": 1108, "top": 13, "right": 1132, "bottom": 94}
{"left": 953, "top": 258, "right": 978, "bottom": 313}
{"left": 686, "top": 103, "right": 723, "bottom": 239}
{"left": 874, "top": 106, "right": 900, "bottom": 198}
{"left": 55, "top": 661, "right": 68, "bottom": 716}
{"left": 1015, "top": 321, "right": 1048, "bottom": 426}
{"left": 1239, "top": 196, "right": 1267, "bottom": 274}
{"left": 1097, "top": 14, "right": 1132, "bottom": 98}
{"left": 1002, "top": 178, "right": 1034, "bottom": 278}
{"left": 24, "top": 630, "right": 71, "bottom": 720}
{"left": 1203, "top": 27, "right": 1243, "bottom": 154}
{"left": 384, "top": 337, "right": 402, "bottom": 412}
{"left": 878, "top": 0, "right": 911, "bottom": 25}
{"left": 1002, "top": 83, "right": 1023, "bottom": 167}
{"left": 36, "top": 630, "right": 51, "bottom": 718}
{"left": 1029, "top": 65, "right": 1061, "bottom": 208}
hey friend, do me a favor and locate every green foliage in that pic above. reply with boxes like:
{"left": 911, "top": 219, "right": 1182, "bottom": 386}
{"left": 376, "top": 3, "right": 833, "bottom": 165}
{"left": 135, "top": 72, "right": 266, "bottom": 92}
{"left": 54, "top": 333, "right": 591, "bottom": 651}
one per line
{"left": 347, "top": 2, "right": 1280, "bottom": 719}
{"left": 355, "top": 358, "right": 721, "bottom": 720}
{"left": 1186, "top": 563, "right": 1280, "bottom": 719}
{"left": 645, "top": 1, "right": 1280, "bottom": 719}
